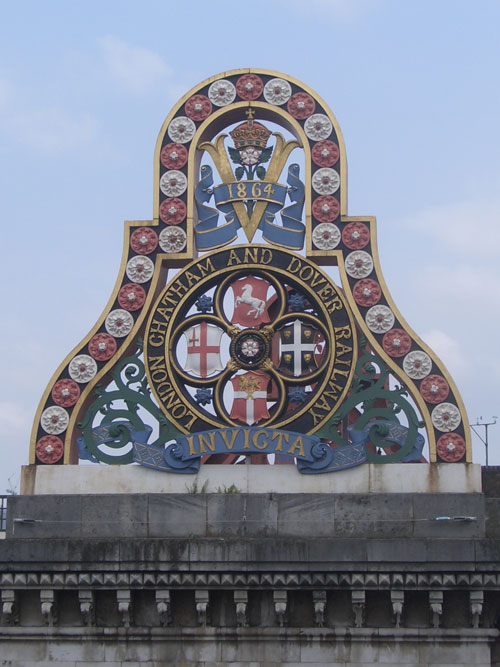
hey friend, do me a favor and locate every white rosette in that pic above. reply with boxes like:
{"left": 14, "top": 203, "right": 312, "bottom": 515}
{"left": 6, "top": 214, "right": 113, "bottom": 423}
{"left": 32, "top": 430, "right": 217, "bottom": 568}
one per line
{"left": 68, "top": 354, "right": 98, "bottom": 383}
{"left": 208, "top": 79, "right": 236, "bottom": 106}
{"left": 263, "top": 78, "right": 292, "bottom": 105}
{"left": 159, "top": 226, "right": 187, "bottom": 253}
{"left": 345, "top": 250, "right": 373, "bottom": 278}
{"left": 105, "top": 309, "right": 134, "bottom": 337}
{"left": 431, "top": 402, "right": 461, "bottom": 432}
{"left": 365, "top": 305, "right": 395, "bottom": 333}
{"left": 160, "top": 170, "right": 187, "bottom": 197}
{"left": 126, "top": 255, "right": 154, "bottom": 283}
{"left": 312, "top": 168, "right": 340, "bottom": 195}
{"left": 305, "top": 114, "right": 333, "bottom": 141}
{"left": 403, "top": 350, "right": 432, "bottom": 380}
{"left": 312, "top": 223, "right": 341, "bottom": 250}
{"left": 41, "top": 406, "right": 69, "bottom": 435}
{"left": 167, "top": 116, "right": 196, "bottom": 144}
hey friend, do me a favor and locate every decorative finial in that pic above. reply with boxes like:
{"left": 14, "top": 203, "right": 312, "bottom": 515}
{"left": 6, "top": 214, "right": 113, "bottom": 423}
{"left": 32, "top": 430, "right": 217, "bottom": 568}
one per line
{"left": 245, "top": 107, "right": 255, "bottom": 127}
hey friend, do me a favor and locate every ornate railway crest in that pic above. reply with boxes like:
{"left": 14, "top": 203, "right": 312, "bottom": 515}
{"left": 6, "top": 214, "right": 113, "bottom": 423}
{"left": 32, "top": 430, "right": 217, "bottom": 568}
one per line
{"left": 31, "top": 69, "right": 471, "bottom": 472}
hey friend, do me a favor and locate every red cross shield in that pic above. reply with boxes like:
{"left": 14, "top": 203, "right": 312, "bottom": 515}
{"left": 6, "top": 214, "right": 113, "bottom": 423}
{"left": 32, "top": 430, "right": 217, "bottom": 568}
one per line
{"left": 230, "top": 276, "right": 271, "bottom": 328}
{"left": 183, "top": 322, "right": 224, "bottom": 378}
{"left": 230, "top": 371, "right": 270, "bottom": 425}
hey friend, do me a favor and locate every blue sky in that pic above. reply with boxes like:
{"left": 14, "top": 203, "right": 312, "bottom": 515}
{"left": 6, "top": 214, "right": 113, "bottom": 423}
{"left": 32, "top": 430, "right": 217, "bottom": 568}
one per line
{"left": 1, "top": 0, "right": 500, "bottom": 491}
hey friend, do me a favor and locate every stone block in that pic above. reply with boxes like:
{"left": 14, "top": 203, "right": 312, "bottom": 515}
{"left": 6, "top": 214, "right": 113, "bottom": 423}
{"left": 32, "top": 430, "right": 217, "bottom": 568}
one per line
{"left": 366, "top": 538, "right": 427, "bottom": 563}
{"left": 47, "top": 639, "right": 105, "bottom": 662}
{"left": 189, "top": 538, "right": 248, "bottom": 569}
{"left": 118, "top": 537, "right": 190, "bottom": 566}
{"left": 7, "top": 495, "right": 82, "bottom": 539}
{"left": 207, "top": 494, "right": 278, "bottom": 537}
{"left": 418, "top": 640, "right": 491, "bottom": 664}
{"left": 474, "top": 538, "right": 500, "bottom": 563}
{"left": 22, "top": 463, "right": 482, "bottom": 495}
{"left": 485, "top": 498, "right": 500, "bottom": 537}
{"left": 413, "top": 493, "right": 485, "bottom": 538}
{"left": 277, "top": 494, "right": 335, "bottom": 537}
{"left": 221, "top": 637, "right": 300, "bottom": 662}
{"left": 283, "top": 663, "right": 345, "bottom": 667}
{"left": 245, "top": 538, "right": 310, "bottom": 566}
{"left": 104, "top": 640, "right": 152, "bottom": 663}
{"left": 482, "top": 466, "right": 500, "bottom": 496}
{"left": 425, "top": 538, "right": 475, "bottom": 563}
{"left": 68, "top": 539, "right": 120, "bottom": 566}
{"left": 80, "top": 494, "right": 148, "bottom": 538}
{"left": 181, "top": 638, "right": 222, "bottom": 662}
{"left": 148, "top": 494, "right": 207, "bottom": 537}
{"left": 3, "top": 663, "right": 76, "bottom": 667}
{"left": 334, "top": 494, "right": 413, "bottom": 538}
{"left": 308, "top": 538, "right": 367, "bottom": 565}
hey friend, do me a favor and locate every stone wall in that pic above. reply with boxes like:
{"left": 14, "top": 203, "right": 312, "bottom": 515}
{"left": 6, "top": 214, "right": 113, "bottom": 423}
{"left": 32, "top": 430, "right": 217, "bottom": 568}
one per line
{"left": 1, "top": 486, "right": 500, "bottom": 665}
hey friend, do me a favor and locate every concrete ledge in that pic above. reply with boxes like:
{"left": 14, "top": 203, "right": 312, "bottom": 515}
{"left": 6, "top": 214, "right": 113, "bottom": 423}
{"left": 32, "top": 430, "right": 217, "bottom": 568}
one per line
{"left": 21, "top": 463, "right": 482, "bottom": 495}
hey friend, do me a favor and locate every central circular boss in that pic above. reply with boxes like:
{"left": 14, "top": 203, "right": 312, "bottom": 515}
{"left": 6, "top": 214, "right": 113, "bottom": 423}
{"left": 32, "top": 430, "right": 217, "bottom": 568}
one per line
{"left": 231, "top": 329, "right": 271, "bottom": 368}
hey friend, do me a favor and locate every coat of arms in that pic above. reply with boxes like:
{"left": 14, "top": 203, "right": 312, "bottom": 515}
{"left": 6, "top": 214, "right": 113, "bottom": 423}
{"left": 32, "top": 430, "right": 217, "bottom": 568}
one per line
{"left": 195, "top": 109, "right": 306, "bottom": 250}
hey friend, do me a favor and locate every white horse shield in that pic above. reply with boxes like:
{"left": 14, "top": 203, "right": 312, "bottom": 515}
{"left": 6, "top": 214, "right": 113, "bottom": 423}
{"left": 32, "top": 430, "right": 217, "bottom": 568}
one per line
{"left": 230, "top": 276, "right": 271, "bottom": 327}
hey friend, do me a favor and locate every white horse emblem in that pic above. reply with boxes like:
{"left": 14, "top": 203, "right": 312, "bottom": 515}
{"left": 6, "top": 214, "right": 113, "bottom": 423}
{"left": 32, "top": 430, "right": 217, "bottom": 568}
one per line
{"left": 234, "top": 283, "right": 265, "bottom": 319}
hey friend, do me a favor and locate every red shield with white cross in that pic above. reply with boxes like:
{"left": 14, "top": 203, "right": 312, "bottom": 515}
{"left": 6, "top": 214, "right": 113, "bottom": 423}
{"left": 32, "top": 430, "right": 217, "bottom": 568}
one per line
{"left": 231, "top": 276, "right": 271, "bottom": 328}
{"left": 183, "top": 322, "right": 224, "bottom": 378}
{"left": 230, "top": 371, "right": 270, "bottom": 425}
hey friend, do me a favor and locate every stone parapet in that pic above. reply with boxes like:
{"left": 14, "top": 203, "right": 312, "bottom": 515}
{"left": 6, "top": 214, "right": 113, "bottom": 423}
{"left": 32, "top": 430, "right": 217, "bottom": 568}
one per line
{"left": 6, "top": 491, "right": 486, "bottom": 540}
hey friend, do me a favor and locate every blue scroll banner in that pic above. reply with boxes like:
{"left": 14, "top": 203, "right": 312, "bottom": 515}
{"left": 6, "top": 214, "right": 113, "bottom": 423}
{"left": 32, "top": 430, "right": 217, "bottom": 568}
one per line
{"left": 79, "top": 420, "right": 422, "bottom": 470}
{"left": 131, "top": 426, "right": 366, "bottom": 475}
{"left": 194, "top": 164, "right": 305, "bottom": 251}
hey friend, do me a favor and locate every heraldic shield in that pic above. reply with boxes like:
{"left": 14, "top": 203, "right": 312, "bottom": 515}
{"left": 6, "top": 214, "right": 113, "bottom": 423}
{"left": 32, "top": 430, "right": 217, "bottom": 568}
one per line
{"left": 31, "top": 68, "right": 471, "bottom": 473}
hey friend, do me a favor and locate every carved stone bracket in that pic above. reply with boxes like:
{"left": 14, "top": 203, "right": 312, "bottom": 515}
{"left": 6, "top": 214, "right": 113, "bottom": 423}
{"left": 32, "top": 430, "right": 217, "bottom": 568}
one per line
{"left": 234, "top": 590, "right": 248, "bottom": 627}
{"left": 273, "top": 590, "right": 287, "bottom": 627}
{"left": 40, "top": 589, "right": 56, "bottom": 626}
{"left": 78, "top": 589, "right": 95, "bottom": 626}
{"left": 195, "top": 590, "right": 209, "bottom": 627}
{"left": 429, "top": 591, "right": 443, "bottom": 628}
{"left": 391, "top": 590, "right": 404, "bottom": 628}
{"left": 1, "top": 590, "right": 18, "bottom": 625}
{"left": 313, "top": 590, "right": 327, "bottom": 627}
{"left": 116, "top": 589, "right": 132, "bottom": 627}
{"left": 156, "top": 590, "right": 171, "bottom": 627}
{"left": 352, "top": 590, "right": 365, "bottom": 627}
{"left": 470, "top": 590, "right": 484, "bottom": 628}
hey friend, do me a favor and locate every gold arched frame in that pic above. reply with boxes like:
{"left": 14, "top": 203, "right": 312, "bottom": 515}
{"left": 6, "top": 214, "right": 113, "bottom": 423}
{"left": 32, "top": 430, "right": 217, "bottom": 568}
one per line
{"left": 29, "top": 67, "right": 471, "bottom": 465}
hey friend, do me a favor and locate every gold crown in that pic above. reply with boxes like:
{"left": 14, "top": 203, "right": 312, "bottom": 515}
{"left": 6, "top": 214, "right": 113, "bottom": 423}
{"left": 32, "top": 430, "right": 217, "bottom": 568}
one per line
{"left": 230, "top": 120, "right": 271, "bottom": 150}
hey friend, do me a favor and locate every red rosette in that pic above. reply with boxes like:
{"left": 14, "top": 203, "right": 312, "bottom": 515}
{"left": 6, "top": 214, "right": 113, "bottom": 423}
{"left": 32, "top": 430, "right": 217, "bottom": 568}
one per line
{"left": 118, "top": 283, "right": 147, "bottom": 312}
{"left": 236, "top": 74, "right": 264, "bottom": 100}
{"left": 352, "top": 279, "right": 381, "bottom": 307}
{"left": 420, "top": 374, "right": 450, "bottom": 404}
{"left": 342, "top": 222, "right": 370, "bottom": 250}
{"left": 287, "top": 92, "right": 316, "bottom": 119}
{"left": 185, "top": 94, "right": 212, "bottom": 121}
{"left": 312, "top": 195, "right": 339, "bottom": 222}
{"left": 130, "top": 227, "right": 158, "bottom": 255}
{"left": 436, "top": 433, "right": 466, "bottom": 462}
{"left": 88, "top": 333, "right": 117, "bottom": 361}
{"left": 51, "top": 378, "right": 80, "bottom": 408}
{"left": 160, "top": 143, "right": 188, "bottom": 169}
{"left": 312, "top": 140, "right": 340, "bottom": 167}
{"left": 159, "top": 197, "right": 187, "bottom": 225}
{"left": 36, "top": 435, "right": 64, "bottom": 464}
{"left": 382, "top": 328, "right": 412, "bottom": 358}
